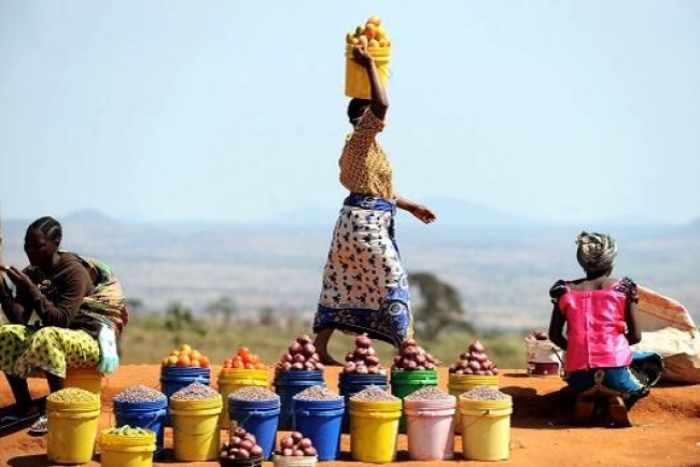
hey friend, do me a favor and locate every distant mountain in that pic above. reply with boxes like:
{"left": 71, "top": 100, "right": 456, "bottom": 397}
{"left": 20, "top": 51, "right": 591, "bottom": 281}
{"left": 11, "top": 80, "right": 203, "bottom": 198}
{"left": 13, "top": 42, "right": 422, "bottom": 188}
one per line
{"left": 261, "top": 197, "right": 530, "bottom": 228}
{"left": 421, "top": 198, "right": 533, "bottom": 227}
{"left": 63, "top": 209, "right": 117, "bottom": 225}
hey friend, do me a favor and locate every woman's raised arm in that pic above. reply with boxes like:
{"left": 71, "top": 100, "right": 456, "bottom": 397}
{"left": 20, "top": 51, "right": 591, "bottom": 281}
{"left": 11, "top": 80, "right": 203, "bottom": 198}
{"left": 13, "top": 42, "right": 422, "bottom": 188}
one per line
{"left": 352, "top": 46, "right": 388, "bottom": 120}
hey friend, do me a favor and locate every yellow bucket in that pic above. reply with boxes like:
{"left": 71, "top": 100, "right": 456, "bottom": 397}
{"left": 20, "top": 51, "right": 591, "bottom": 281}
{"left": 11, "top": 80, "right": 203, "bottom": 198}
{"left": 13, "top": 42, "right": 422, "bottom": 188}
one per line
{"left": 459, "top": 394, "right": 513, "bottom": 461}
{"left": 349, "top": 398, "right": 401, "bottom": 463}
{"left": 46, "top": 390, "right": 101, "bottom": 464}
{"left": 345, "top": 44, "right": 391, "bottom": 99}
{"left": 217, "top": 367, "right": 269, "bottom": 428}
{"left": 99, "top": 429, "right": 156, "bottom": 467}
{"left": 449, "top": 374, "right": 499, "bottom": 433}
{"left": 64, "top": 367, "right": 103, "bottom": 396}
{"left": 170, "top": 395, "right": 223, "bottom": 461}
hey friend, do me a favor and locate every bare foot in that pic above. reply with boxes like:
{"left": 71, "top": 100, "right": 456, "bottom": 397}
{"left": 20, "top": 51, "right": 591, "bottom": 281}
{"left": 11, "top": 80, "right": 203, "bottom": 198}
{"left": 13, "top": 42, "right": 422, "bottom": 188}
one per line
{"left": 319, "top": 352, "right": 343, "bottom": 366}
{"left": 314, "top": 329, "right": 343, "bottom": 366}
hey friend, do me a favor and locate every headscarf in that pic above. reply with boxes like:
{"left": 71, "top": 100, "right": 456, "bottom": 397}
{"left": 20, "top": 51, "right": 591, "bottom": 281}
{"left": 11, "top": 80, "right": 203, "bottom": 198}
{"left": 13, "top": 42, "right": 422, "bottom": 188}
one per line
{"left": 576, "top": 231, "right": 617, "bottom": 274}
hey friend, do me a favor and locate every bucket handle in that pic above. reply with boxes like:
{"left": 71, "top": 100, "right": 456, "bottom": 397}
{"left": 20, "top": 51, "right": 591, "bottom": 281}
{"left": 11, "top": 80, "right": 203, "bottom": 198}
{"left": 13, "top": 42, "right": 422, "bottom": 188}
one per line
{"left": 462, "top": 409, "right": 491, "bottom": 430}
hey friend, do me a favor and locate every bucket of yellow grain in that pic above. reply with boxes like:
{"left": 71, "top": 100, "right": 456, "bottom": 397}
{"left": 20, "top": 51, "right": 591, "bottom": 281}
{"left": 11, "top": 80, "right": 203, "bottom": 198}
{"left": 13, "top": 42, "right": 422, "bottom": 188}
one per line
{"left": 47, "top": 388, "right": 101, "bottom": 464}
{"left": 99, "top": 426, "right": 156, "bottom": 467}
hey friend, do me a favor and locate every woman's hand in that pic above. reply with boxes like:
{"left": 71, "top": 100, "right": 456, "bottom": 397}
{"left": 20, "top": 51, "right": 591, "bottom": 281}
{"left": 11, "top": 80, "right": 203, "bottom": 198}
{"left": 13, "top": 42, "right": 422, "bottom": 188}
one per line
{"left": 410, "top": 205, "right": 437, "bottom": 224}
{"left": 5, "top": 267, "right": 37, "bottom": 294}
{"left": 352, "top": 45, "right": 374, "bottom": 68}
{"left": 396, "top": 197, "right": 437, "bottom": 224}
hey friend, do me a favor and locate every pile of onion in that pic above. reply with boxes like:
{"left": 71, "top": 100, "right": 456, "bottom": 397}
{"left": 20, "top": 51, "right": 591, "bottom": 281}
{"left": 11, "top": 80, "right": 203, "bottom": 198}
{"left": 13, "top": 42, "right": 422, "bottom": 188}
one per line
{"left": 391, "top": 338, "right": 439, "bottom": 371}
{"left": 276, "top": 335, "right": 324, "bottom": 372}
{"left": 342, "top": 333, "right": 386, "bottom": 375}
{"left": 448, "top": 340, "right": 499, "bottom": 376}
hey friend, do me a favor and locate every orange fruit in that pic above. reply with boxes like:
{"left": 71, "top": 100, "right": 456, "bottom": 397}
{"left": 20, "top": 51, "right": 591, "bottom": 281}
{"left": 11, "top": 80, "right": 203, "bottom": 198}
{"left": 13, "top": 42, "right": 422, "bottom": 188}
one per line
{"left": 167, "top": 356, "right": 178, "bottom": 366}
{"left": 367, "top": 16, "right": 381, "bottom": 26}
{"left": 364, "top": 23, "right": 378, "bottom": 39}
{"left": 200, "top": 356, "right": 210, "bottom": 368}
{"left": 255, "top": 363, "right": 266, "bottom": 370}
{"left": 244, "top": 363, "right": 255, "bottom": 370}
{"left": 177, "top": 355, "right": 191, "bottom": 367}
{"left": 180, "top": 344, "right": 192, "bottom": 353}
{"left": 190, "top": 359, "right": 201, "bottom": 367}
{"left": 191, "top": 350, "right": 202, "bottom": 361}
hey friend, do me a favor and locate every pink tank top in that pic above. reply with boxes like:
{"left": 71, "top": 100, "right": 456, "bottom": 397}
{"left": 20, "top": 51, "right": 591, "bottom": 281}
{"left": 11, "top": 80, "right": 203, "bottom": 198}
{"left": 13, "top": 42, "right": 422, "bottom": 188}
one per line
{"left": 558, "top": 282, "right": 633, "bottom": 372}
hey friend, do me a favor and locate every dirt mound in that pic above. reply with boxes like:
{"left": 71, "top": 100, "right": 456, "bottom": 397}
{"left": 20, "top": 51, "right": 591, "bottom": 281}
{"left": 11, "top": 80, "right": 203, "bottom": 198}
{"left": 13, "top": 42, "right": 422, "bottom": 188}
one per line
{"left": 1, "top": 366, "right": 698, "bottom": 466}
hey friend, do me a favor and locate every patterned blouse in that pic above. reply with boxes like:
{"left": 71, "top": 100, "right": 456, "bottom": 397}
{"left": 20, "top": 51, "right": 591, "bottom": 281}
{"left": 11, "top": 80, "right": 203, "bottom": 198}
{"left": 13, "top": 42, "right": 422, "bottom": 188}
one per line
{"left": 339, "top": 109, "right": 394, "bottom": 200}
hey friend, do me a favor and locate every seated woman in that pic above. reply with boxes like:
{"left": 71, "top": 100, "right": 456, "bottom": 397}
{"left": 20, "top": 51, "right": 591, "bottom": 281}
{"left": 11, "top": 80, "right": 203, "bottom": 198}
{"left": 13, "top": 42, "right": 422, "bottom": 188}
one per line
{"left": 0, "top": 216, "right": 127, "bottom": 432}
{"left": 548, "top": 231, "right": 662, "bottom": 427}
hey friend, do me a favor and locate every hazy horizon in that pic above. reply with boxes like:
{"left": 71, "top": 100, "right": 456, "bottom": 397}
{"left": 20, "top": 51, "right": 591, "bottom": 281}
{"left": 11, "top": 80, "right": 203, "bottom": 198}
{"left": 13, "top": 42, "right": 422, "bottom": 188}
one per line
{"left": 2, "top": 1, "right": 700, "bottom": 226}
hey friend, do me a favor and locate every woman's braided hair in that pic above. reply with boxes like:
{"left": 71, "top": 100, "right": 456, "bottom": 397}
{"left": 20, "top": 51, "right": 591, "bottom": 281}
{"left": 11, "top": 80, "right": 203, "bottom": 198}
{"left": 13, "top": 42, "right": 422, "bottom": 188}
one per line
{"left": 576, "top": 231, "right": 617, "bottom": 274}
{"left": 27, "top": 216, "right": 62, "bottom": 246}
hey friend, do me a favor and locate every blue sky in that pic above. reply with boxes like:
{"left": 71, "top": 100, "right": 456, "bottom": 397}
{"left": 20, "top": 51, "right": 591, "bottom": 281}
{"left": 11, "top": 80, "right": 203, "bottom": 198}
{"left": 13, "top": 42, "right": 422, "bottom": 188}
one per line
{"left": 1, "top": 1, "right": 698, "bottom": 225}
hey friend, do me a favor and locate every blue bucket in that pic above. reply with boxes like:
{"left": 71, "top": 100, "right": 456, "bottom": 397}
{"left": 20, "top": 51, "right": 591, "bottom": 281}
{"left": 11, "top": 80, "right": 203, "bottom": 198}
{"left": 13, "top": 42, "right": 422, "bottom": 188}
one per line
{"left": 113, "top": 397, "right": 168, "bottom": 455}
{"left": 338, "top": 372, "right": 388, "bottom": 432}
{"left": 292, "top": 397, "right": 344, "bottom": 461}
{"left": 160, "top": 366, "right": 211, "bottom": 425}
{"left": 274, "top": 370, "right": 324, "bottom": 430}
{"left": 228, "top": 396, "right": 280, "bottom": 460}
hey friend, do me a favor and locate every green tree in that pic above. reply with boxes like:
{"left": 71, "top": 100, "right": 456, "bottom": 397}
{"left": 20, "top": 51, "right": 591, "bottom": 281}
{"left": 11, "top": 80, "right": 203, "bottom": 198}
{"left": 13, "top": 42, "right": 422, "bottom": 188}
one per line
{"left": 125, "top": 297, "right": 144, "bottom": 313}
{"left": 409, "top": 272, "right": 474, "bottom": 340}
{"left": 206, "top": 296, "right": 237, "bottom": 325}
{"left": 164, "top": 301, "right": 207, "bottom": 346}
{"left": 257, "top": 306, "right": 278, "bottom": 327}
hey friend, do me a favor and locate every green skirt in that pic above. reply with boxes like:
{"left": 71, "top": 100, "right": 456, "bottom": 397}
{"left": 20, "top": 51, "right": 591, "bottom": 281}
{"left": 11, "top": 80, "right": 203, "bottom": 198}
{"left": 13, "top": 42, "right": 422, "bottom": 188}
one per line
{"left": 0, "top": 324, "right": 100, "bottom": 379}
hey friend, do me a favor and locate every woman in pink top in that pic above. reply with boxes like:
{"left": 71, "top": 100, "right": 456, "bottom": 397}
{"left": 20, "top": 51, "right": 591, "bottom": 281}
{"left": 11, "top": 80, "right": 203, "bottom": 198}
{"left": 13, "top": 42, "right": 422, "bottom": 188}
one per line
{"left": 548, "top": 232, "right": 662, "bottom": 426}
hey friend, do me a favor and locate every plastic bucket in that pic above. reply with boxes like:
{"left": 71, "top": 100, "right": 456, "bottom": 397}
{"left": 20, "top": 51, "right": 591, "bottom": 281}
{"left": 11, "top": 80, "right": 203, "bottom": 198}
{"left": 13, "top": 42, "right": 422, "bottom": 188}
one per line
{"left": 228, "top": 396, "right": 280, "bottom": 460}
{"left": 274, "top": 370, "right": 324, "bottom": 430}
{"left": 273, "top": 455, "right": 318, "bottom": 467}
{"left": 459, "top": 394, "right": 513, "bottom": 461}
{"left": 64, "top": 367, "right": 103, "bottom": 395}
{"left": 46, "top": 394, "right": 101, "bottom": 464}
{"left": 292, "top": 397, "right": 344, "bottom": 461}
{"left": 218, "top": 368, "right": 269, "bottom": 428}
{"left": 390, "top": 369, "right": 438, "bottom": 432}
{"left": 345, "top": 45, "right": 391, "bottom": 99}
{"left": 404, "top": 396, "right": 456, "bottom": 460}
{"left": 349, "top": 398, "right": 401, "bottom": 463}
{"left": 448, "top": 373, "right": 499, "bottom": 433}
{"left": 338, "top": 372, "right": 388, "bottom": 433}
{"left": 99, "top": 428, "right": 156, "bottom": 467}
{"left": 161, "top": 366, "right": 211, "bottom": 424}
{"left": 170, "top": 395, "right": 223, "bottom": 461}
{"left": 220, "top": 458, "right": 263, "bottom": 467}
{"left": 113, "top": 398, "right": 167, "bottom": 455}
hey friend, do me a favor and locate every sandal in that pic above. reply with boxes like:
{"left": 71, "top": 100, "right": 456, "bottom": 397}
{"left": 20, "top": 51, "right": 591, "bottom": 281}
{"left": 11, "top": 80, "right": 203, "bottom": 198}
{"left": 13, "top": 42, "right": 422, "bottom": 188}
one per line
{"left": 28, "top": 415, "right": 48, "bottom": 435}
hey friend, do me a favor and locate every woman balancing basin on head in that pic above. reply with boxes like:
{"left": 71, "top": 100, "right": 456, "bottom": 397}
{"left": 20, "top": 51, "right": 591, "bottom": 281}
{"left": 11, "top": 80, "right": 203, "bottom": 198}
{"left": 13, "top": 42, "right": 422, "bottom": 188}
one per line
{"left": 0, "top": 217, "right": 128, "bottom": 433}
{"left": 313, "top": 45, "right": 437, "bottom": 365}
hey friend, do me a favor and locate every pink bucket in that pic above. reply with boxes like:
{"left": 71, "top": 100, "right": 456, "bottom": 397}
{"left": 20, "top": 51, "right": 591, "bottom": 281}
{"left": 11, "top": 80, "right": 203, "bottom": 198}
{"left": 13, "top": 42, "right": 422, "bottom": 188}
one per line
{"left": 404, "top": 396, "right": 457, "bottom": 461}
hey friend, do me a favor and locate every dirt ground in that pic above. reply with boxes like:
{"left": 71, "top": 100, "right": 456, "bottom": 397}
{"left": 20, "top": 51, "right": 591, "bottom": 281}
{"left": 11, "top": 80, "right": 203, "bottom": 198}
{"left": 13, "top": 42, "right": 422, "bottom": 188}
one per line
{"left": 0, "top": 365, "right": 698, "bottom": 467}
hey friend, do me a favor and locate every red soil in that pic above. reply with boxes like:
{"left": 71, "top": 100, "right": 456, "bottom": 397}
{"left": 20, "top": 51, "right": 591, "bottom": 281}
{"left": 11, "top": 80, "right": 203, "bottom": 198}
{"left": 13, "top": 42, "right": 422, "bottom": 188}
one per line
{"left": 1, "top": 366, "right": 698, "bottom": 467}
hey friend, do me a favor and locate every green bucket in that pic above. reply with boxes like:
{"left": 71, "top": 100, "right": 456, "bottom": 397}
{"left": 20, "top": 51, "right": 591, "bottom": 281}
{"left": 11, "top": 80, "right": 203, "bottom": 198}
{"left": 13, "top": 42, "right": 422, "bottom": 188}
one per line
{"left": 390, "top": 369, "right": 438, "bottom": 432}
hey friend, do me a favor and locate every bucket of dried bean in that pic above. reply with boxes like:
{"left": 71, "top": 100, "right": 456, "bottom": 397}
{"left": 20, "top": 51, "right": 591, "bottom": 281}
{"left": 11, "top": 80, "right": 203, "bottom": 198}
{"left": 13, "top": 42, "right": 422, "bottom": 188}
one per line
{"left": 349, "top": 386, "right": 401, "bottom": 463}
{"left": 99, "top": 425, "right": 156, "bottom": 467}
{"left": 228, "top": 386, "right": 280, "bottom": 460}
{"left": 459, "top": 386, "right": 513, "bottom": 461}
{"left": 404, "top": 386, "right": 456, "bottom": 460}
{"left": 291, "top": 385, "right": 344, "bottom": 461}
{"left": 113, "top": 385, "right": 168, "bottom": 455}
{"left": 47, "top": 388, "right": 101, "bottom": 464}
{"left": 169, "top": 382, "right": 223, "bottom": 461}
